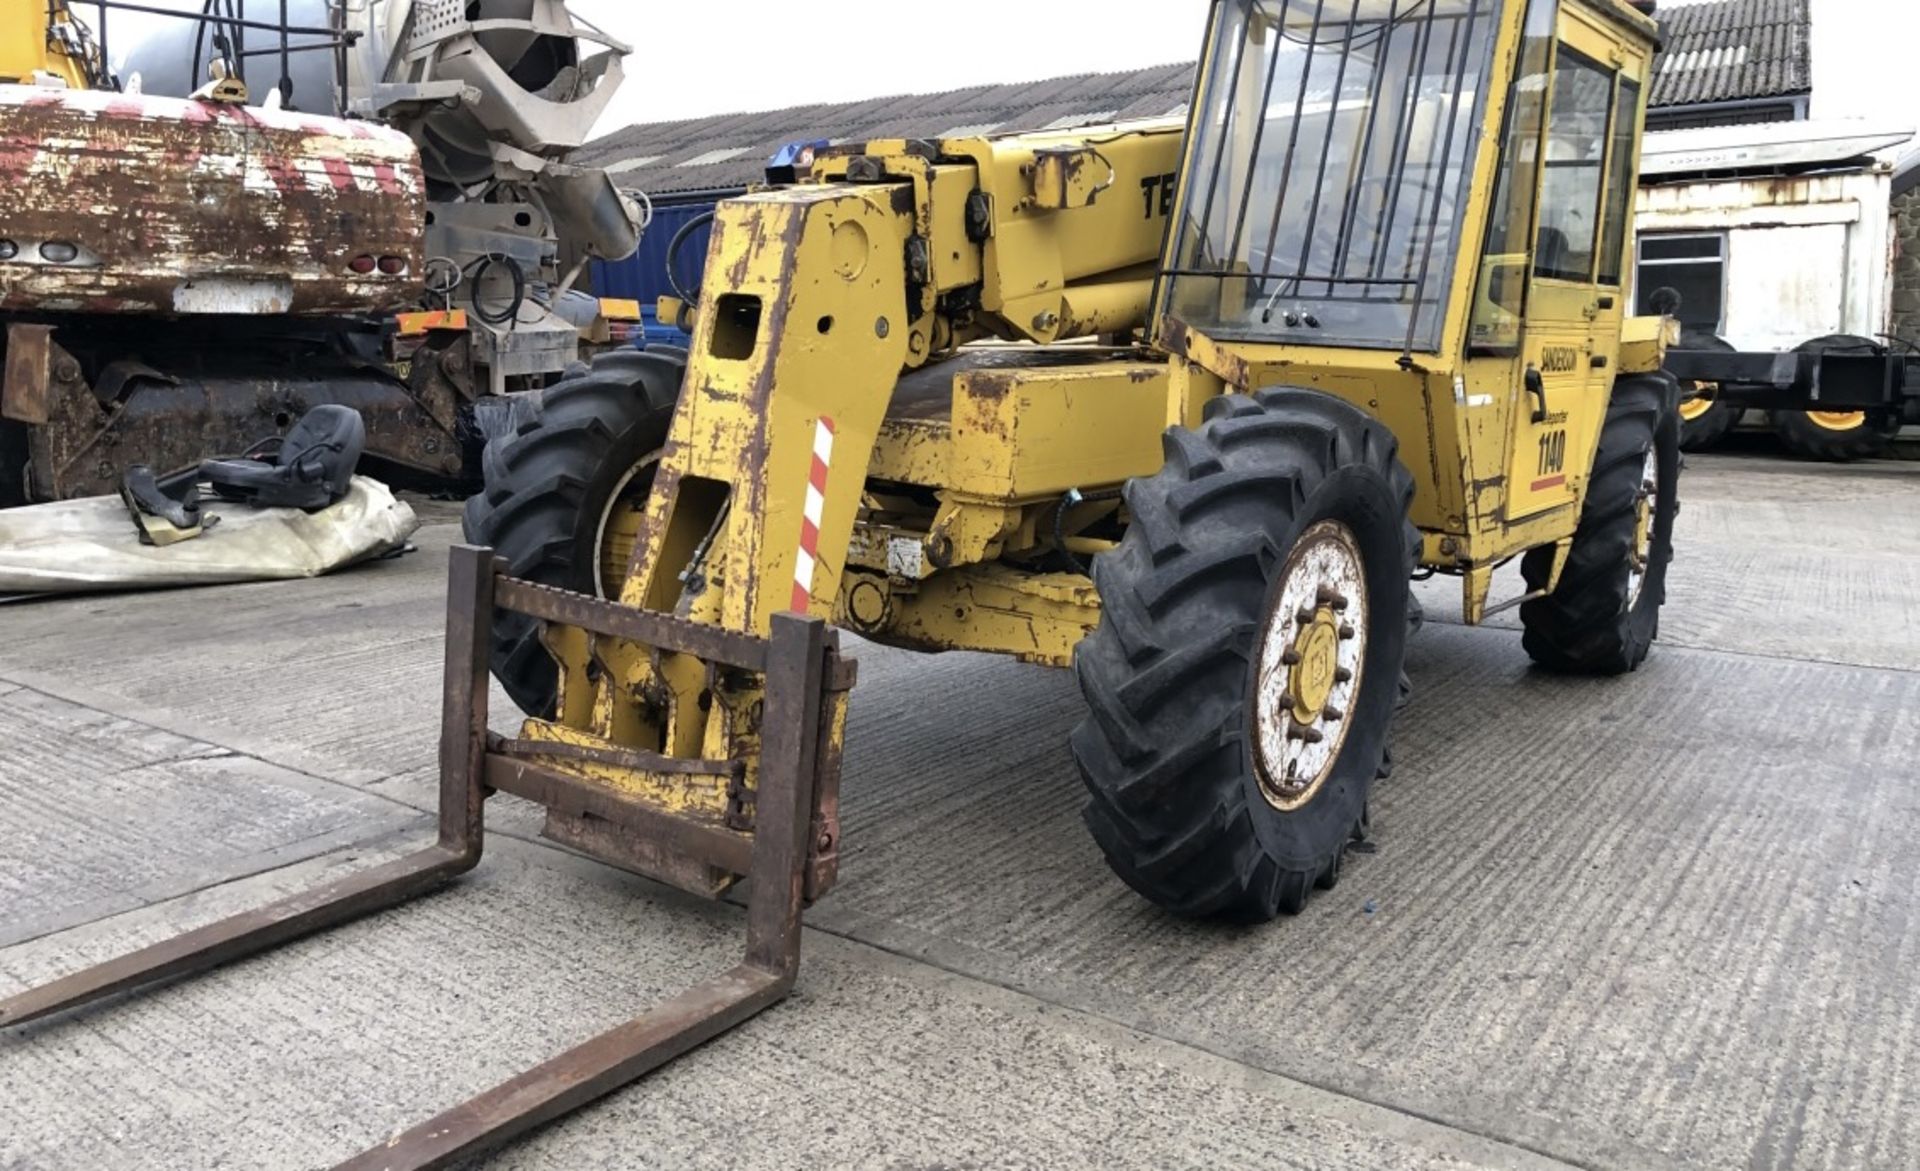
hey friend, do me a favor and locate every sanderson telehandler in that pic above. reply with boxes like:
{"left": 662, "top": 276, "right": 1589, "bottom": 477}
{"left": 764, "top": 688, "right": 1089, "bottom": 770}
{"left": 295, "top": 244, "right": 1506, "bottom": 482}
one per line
{"left": 4, "top": 0, "right": 1677, "bottom": 1164}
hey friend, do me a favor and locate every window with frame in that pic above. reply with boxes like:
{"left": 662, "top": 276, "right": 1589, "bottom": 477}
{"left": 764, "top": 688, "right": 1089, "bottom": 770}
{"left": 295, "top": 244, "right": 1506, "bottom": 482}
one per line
{"left": 1634, "top": 233, "right": 1726, "bottom": 333}
{"left": 1467, "top": 0, "right": 1555, "bottom": 352}
{"left": 1595, "top": 76, "right": 1641, "bottom": 287}
{"left": 1534, "top": 48, "right": 1615, "bottom": 283}
{"left": 1161, "top": 0, "right": 1500, "bottom": 353}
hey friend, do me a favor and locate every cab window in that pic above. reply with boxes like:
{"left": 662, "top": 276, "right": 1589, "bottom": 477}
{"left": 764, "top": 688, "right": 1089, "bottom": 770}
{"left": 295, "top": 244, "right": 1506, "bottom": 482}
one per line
{"left": 1467, "top": 0, "right": 1554, "bottom": 351}
{"left": 1534, "top": 47, "right": 1614, "bottom": 282}
{"left": 1595, "top": 76, "right": 1642, "bottom": 287}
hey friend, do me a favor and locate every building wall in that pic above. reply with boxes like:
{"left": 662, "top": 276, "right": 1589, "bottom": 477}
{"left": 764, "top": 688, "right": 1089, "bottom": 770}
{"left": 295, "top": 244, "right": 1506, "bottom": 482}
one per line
{"left": 1634, "top": 169, "right": 1895, "bottom": 350}
{"left": 1890, "top": 187, "right": 1920, "bottom": 341}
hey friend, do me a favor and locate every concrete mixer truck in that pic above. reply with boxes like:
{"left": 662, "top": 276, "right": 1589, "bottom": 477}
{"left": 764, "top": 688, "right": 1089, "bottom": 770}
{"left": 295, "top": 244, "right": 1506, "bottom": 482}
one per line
{"left": 0, "top": 0, "right": 643, "bottom": 506}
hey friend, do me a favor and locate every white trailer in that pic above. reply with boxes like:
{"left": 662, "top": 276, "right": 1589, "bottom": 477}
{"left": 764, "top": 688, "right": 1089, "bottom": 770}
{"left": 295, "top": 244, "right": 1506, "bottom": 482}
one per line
{"left": 1634, "top": 121, "right": 1916, "bottom": 458}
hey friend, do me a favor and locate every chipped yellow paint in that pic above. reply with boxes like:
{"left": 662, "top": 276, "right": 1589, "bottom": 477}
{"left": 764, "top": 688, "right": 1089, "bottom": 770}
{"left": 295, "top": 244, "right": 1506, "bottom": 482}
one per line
{"left": 838, "top": 562, "right": 1101, "bottom": 667}
{"left": 1619, "top": 314, "right": 1679, "bottom": 374}
{"left": 515, "top": 717, "right": 734, "bottom": 819}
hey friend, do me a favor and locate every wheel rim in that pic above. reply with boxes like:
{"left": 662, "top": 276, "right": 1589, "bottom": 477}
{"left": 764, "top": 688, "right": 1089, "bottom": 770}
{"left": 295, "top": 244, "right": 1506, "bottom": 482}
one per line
{"left": 1805, "top": 410, "right": 1867, "bottom": 432}
{"left": 1251, "top": 520, "right": 1369, "bottom": 812}
{"left": 1677, "top": 384, "right": 1718, "bottom": 422}
{"left": 591, "top": 449, "right": 663, "bottom": 600}
{"left": 1627, "top": 446, "right": 1657, "bottom": 609}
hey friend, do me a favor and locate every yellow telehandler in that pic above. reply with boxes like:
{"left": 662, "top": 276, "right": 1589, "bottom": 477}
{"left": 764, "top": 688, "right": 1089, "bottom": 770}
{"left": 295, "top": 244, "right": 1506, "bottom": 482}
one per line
{"left": 5, "top": 0, "right": 1676, "bottom": 1165}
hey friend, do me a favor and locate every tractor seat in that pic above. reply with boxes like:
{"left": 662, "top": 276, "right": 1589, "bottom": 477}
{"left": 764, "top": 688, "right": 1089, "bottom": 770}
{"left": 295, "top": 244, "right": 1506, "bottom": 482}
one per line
{"left": 201, "top": 404, "right": 366, "bottom": 511}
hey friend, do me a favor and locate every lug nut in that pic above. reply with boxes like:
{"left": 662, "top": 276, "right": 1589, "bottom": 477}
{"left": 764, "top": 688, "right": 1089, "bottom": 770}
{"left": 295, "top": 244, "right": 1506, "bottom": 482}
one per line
{"left": 1338, "top": 622, "right": 1356, "bottom": 639}
{"left": 1281, "top": 648, "right": 1302, "bottom": 666}
{"left": 1322, "top": 704, "right": 1344, "bottom": 722}
{"left": 1334, "top": 666, "right": 1353, "bottom": 684}
{"left": 1296, "top": 606, "right": 1317, "bottom": 624}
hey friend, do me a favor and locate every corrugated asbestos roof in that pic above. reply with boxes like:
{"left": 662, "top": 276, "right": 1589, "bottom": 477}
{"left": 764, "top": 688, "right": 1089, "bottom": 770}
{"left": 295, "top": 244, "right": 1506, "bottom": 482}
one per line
{"left": 1650, "top": 0, "right": 1810, "bottom": 108}
{"left": 572, "top": 62, "right": 1195, "bottom": 194}
{"left": 579, "top": 1, "right": 1811, "bottom": 196}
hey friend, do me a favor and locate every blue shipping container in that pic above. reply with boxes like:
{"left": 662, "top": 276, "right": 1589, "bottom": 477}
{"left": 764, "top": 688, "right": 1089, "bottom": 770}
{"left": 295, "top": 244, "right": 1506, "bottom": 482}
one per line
{"left": 593, "top": 198, "right": 730, "bottom": 308}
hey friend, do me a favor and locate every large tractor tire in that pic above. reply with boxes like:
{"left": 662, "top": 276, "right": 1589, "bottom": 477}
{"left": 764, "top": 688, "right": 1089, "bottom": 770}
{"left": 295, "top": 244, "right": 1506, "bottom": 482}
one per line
{"left": 1072, "top": 389, "right": 1417, "bottom": 922}
{"left": 1768, "top": 335, "right": 1901, "bottom": 462}
{"left": 1674, "top": 332, "right": 1740, "bottom": 452}
{"left": 1520, "top": 372, "right": 1680, "bottom": 675}
{"left": 462, "top": 348, "right": 685, "bottom": 716}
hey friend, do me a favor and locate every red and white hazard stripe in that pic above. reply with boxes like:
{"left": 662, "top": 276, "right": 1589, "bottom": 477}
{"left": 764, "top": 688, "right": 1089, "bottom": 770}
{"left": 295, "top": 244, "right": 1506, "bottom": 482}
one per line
{"left": 790, "top": 416, "right": 836, "bottom": 613}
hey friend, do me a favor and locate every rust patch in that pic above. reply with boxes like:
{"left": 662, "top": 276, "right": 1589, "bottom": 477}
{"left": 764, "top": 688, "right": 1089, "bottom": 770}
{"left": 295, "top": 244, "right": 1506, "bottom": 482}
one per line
{"left": 722, "top": 218, "right": 756, "bottom": 289}
{"left": 1158, "top": 315, "right": 1194, "bottom": 357}
{"left": 967, "top": 370, "right": 1017, "bottom": 404}
{"left": 2, "top": 322, "right": 52, "bottom": 424}
{"left": 1158, "top": 315, "right": 1252, "bottom": 390}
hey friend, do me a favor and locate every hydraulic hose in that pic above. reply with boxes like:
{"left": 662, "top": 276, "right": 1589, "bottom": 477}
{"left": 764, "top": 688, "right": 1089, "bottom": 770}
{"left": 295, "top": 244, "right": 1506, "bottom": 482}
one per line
{"left": 1054, "top": 486, "right": 1125, "bottom": 573}
{"left": 665, "top": 210, "right": 717, "bottom": 307}
{"left": 465, "top": 253, "right": 526, "bottom": 327}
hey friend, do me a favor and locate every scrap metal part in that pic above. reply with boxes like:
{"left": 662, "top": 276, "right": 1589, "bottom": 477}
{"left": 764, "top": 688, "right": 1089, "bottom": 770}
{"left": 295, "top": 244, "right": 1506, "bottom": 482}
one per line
{"left": 0, "top": 86, "right": 424, "bottom": 317}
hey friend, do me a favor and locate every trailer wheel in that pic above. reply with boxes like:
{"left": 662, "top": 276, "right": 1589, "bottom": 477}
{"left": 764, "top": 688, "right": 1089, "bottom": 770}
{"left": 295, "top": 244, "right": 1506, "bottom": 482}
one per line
{"left": 1768, "top": 335, "right": 1900, "bottom": 461}
{"left": 1072, "top": 389, "right": 1416, "bottom": 922}
{"left": 1520, "top": 372, "right": 1680, "bottom": 675}
{"left": 1675, "top": 332, "right": 1740, "bottom": 451}
{"left": 462, "top": 348, "right": 685, "bottom": 716}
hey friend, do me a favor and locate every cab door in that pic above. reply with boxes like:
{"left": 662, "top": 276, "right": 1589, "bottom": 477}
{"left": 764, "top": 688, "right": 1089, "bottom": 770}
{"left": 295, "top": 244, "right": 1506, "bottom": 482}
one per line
{"left": 1504, "top": 9, "right": 1650, "bottom": 520}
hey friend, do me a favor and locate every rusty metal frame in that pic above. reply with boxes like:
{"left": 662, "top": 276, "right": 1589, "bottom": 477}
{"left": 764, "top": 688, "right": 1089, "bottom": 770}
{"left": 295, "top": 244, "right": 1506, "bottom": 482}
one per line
{"left": 0, "top": 544, "right": 838, "bottom": 1170}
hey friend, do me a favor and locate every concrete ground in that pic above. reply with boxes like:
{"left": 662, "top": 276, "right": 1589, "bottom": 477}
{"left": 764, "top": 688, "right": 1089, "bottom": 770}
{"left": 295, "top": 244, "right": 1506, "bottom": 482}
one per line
{"left": 2, "top": 451, "right": 1917, "bottom": 1170}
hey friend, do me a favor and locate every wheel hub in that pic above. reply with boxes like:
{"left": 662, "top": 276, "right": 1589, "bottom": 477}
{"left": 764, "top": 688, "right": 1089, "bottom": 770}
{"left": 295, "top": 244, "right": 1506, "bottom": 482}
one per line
{"left": 1627, "top": 446, "right": 1657, "bottom": 607}
{"left": 1677, "top": 384, "right": 1718, "bottom": 422}
{"left": 592, "top": 451, "right": 664, "bottom": 600}
{"left": 1252, "top": 520, "right": 1368, "bottom": 812}
{"left": 1289, "top": 614, "right": 1341, "bottom": 723}
{"left": 1806, "top": 409, "right": 1866, "bottom": 432}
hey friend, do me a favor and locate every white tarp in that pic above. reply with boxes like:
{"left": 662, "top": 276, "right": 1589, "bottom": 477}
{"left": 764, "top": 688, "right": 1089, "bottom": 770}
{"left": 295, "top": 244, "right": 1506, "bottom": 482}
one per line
{"left": 0, "top": 476, "right": 419, "bottom": 596}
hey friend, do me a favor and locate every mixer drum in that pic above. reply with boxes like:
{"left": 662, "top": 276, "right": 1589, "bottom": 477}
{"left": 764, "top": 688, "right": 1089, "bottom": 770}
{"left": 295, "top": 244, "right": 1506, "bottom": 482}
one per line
{"left": 393, "top": 0, "right": 625, "bottom": 191}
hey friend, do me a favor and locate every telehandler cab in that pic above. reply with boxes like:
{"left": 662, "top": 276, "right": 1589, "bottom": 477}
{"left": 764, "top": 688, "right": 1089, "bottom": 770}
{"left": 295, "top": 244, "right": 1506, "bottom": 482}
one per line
{"left": 5, "top": 0, "right": 1677, "bottom": 1165}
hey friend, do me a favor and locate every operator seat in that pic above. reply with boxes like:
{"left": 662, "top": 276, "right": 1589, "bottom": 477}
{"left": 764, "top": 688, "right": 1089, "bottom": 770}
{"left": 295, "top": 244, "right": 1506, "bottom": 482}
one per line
{"left": 201, "top": 404, "right": 366, "bottom": 511}
{"left": 1535, "top": 227, "right": 1573, "bottom": 276}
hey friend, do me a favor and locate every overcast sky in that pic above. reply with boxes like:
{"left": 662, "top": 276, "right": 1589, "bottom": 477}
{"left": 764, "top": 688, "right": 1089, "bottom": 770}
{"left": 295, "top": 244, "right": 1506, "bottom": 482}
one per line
{"left": 1809, "top": 0, "right": 1920, "bottom": 126}
{"left": 569, "top": 0, "right": 1196, "bottom": 132}
{"left": 572, "top": 0, "right": 1920, "bottom": 137}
